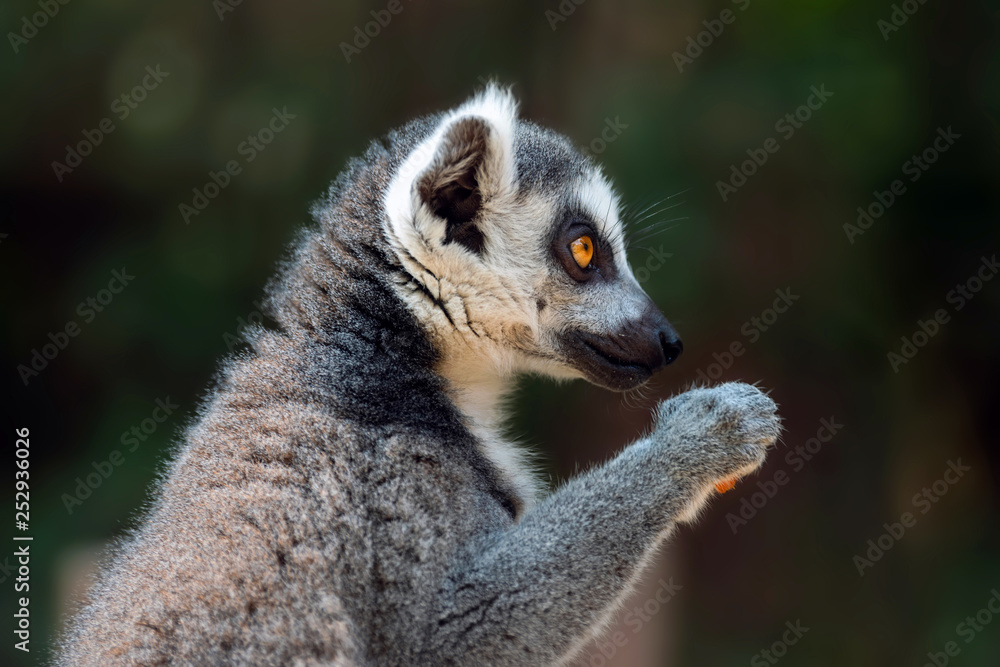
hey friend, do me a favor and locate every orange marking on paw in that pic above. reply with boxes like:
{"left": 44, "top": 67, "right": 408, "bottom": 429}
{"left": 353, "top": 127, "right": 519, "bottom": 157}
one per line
{"left": 715, "top": 477, "right": 739, "bottom": 494}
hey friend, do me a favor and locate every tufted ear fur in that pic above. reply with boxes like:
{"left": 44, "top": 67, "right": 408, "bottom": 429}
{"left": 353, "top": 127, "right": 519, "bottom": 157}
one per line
{"left": 386, "top": 84, "right": 518, "bottom": 258}
{"left": 417, "top": 117, "right": 491, "bottom": 254}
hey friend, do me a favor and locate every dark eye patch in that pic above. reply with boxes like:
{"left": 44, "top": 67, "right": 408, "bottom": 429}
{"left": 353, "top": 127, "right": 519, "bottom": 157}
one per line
{"left": 550, "top": 208, "right": 617, "bottom": 283}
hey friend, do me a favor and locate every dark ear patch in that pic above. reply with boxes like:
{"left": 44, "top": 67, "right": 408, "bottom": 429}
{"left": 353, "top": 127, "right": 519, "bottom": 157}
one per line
{"left": 417, "top": 117, "right": 490, "bottom": 255}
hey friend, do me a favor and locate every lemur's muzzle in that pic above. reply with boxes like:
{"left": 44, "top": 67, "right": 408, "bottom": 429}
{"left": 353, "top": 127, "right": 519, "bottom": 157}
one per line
{"left": 564, "top": 302, "right": 682, "bottom": 391}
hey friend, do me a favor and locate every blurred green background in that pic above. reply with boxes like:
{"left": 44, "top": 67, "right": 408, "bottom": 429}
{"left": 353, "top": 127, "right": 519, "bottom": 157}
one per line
{"left": 2, "top": 0, "right": 999, "bottom": 665}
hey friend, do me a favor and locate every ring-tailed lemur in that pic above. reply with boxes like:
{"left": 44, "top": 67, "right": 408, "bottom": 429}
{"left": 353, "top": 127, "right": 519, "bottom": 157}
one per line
{"left": 58, "top": 85, "right": 780, "bottom": 666}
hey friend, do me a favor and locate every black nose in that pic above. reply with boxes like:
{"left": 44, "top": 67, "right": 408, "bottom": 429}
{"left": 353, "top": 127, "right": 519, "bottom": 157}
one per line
{"left": 639, "top": 303, "right": 682, "bottom": 369}
{"left": 659, "top": 330, "right": 683, "bottom": 366}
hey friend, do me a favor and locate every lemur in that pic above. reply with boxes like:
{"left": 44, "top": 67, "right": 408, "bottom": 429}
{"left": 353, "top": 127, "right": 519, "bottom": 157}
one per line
{"left": 58, "top": 85, "right": 780, "bottom": 666}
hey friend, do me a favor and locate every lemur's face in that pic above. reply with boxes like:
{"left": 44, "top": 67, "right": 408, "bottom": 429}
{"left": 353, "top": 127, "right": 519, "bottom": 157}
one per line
{"left": 385, "top": 87, "right": 681, "bottom": 391}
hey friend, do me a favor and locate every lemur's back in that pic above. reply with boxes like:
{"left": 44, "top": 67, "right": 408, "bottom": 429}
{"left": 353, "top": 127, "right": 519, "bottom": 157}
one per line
{"left": 62, "top": 353, "right": 511, "bottom": 664}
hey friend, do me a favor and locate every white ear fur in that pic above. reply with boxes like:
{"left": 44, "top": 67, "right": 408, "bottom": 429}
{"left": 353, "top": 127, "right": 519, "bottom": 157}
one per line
{"left": 385, "top": 84, "right": 518, "bottom": 247}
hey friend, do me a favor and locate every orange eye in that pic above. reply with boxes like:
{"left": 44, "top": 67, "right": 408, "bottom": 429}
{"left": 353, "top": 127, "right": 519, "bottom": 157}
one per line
{"left": 570, "top": 235, "right": 594, "bottom": 269}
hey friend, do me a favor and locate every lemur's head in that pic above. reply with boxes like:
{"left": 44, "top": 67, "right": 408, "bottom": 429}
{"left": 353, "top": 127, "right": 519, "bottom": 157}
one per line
{"left": 384, "top": 85, "right": 681, "bottom": 392}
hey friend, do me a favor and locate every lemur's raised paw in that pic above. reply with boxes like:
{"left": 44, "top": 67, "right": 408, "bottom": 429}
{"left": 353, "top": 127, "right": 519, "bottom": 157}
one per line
{"left": 655, "top": 382, "right": 781, "bottom": 491}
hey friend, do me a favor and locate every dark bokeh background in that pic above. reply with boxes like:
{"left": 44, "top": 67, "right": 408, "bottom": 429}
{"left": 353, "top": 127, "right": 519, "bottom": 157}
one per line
{"left": 2, "top": 0, "right": 999, "bottom": 665}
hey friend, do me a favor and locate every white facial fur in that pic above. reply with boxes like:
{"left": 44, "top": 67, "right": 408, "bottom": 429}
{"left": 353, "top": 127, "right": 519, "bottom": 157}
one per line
{"left": 384, "top": 86, "right": 648, "bottom": 377}
{"left": 382, "top": 86, "right": 657, "bottom": 504}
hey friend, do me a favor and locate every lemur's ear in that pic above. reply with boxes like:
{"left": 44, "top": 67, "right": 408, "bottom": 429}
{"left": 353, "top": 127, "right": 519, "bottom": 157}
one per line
{"left": 386, "top": 84, "right": 517, "bottom": 257}
{"left": 416, "top": 117, "right": 491, "bottom": 254}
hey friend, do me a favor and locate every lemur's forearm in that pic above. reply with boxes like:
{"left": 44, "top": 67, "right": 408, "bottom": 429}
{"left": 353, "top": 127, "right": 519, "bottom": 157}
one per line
{"left": 426, "top": 436, "right": 694, "bottom": 664}
{"left": 425, "top": 383, "right": 777, "bottom": 665}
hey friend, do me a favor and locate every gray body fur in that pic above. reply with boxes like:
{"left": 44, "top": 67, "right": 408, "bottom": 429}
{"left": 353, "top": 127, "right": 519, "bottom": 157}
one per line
{"left": 58, "top": 87, "right": 779, "bottom": 666}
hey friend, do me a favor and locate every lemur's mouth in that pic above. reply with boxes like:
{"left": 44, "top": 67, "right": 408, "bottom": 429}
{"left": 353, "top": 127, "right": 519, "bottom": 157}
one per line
{"left": 561, "top": 308, "right": 682, "bottom": 392}
{"left": 566, "top": 330, "right": 680, "bottom": 392}
{"left": 570, "top": 334, "right": 654, "bottom": 391}
{"left": 581, "top": 339, "right": 652, "bottom": 374}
